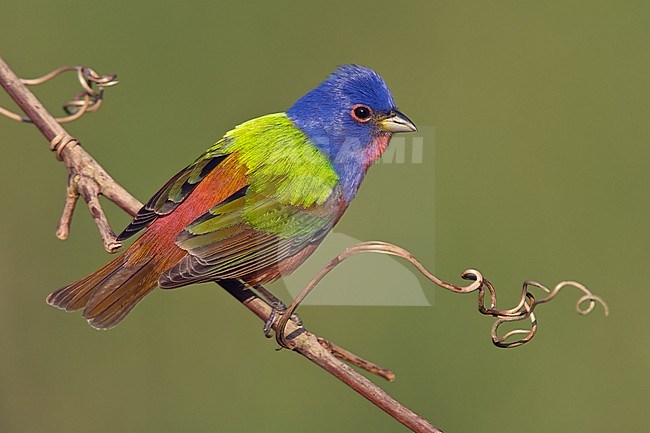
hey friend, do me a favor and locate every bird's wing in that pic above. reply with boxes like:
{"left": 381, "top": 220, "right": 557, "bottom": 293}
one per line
{"left": 117, "top": 148, "right": 230, "bottom": 241}
{"left": 158, "top": 189, "right": 340, "bottom": 288}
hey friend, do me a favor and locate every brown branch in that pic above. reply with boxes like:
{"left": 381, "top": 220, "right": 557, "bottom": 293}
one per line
{"left": 0, "top": 56, "right": 141, "bottom": 252}
{"left": 0, "top": 56, "right": 442, "bottom": 433}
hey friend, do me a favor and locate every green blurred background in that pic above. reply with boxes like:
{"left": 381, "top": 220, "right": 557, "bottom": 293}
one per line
{"left": 1, "top": 1, "right": 648, "bottom": 432}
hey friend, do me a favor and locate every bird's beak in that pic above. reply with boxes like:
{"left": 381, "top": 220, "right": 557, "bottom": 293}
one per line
{"left": 379, "top": 109, "right": 418, "bottom": 133}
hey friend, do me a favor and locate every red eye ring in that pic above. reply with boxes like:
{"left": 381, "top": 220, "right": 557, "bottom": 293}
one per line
{"left": 351, "top": 104, "right": 373, "bottom": 122}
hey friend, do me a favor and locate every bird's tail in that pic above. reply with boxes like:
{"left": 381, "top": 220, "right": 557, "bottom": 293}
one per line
{"left": 47, "top": 253, "right": 159, "bottom": 330}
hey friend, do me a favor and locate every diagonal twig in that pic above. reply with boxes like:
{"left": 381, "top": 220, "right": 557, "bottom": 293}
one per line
{"left": 275, "top": 241, "right": 609, "bottom": 350}
{"left": 0, "top": 65, "right": 118, "bottom": 124}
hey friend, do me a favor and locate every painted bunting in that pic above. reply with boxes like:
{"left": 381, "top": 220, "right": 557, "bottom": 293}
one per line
{"left": 47, "top": 65, "right": 417, "bottom": 329}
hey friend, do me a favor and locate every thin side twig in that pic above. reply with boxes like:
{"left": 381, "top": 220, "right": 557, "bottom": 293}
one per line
{"left": 318, "top": 337, "right": 396, "bottom": 382}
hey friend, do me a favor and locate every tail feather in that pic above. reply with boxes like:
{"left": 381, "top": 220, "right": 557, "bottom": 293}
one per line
{"left": 47, "top": 255, "right": 160, "bottom": 330}
{"left": 84, "top": 259, "right": 158, "bottom": 330}
{"left": 86, "top": 278, "right": 157, "bottom": 330}
{"left": 47, "top": 256, "right": 127, "bottom": 312}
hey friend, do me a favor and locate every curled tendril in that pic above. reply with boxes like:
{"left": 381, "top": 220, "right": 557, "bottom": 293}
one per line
{"left": 275, "top": 241, "right": 609, "bottom": 350}
{"left": 0, "top": 65, "right": 118, "bottom": 124}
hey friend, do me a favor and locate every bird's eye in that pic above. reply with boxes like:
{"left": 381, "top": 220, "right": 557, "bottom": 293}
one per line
{"left": 351, "top": 104, "right": 373, "bottom": 122}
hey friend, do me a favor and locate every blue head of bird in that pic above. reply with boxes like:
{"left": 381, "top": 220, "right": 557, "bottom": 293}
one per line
{"left": 287, "top": 65, "right": 417, "bottom": 201}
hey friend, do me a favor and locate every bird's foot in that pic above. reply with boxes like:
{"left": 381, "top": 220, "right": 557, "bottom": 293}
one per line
{"left": 263, "top": 301, "right": 285, "bottom": 338}
{"left": 263, "top": 300, "right": 302, "bottom": 338}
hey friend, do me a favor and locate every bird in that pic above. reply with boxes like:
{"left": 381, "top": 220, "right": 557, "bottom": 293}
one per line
{"left": 47, "top": 65, "right": 417, "bottom": 330}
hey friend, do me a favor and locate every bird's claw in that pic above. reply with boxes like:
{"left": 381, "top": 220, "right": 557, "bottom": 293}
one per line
{"left": 263, "top": 301, "right": 302, "bottom": 339}
{"left": 263, "top": 301, "right": 287, "bottom": 338}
